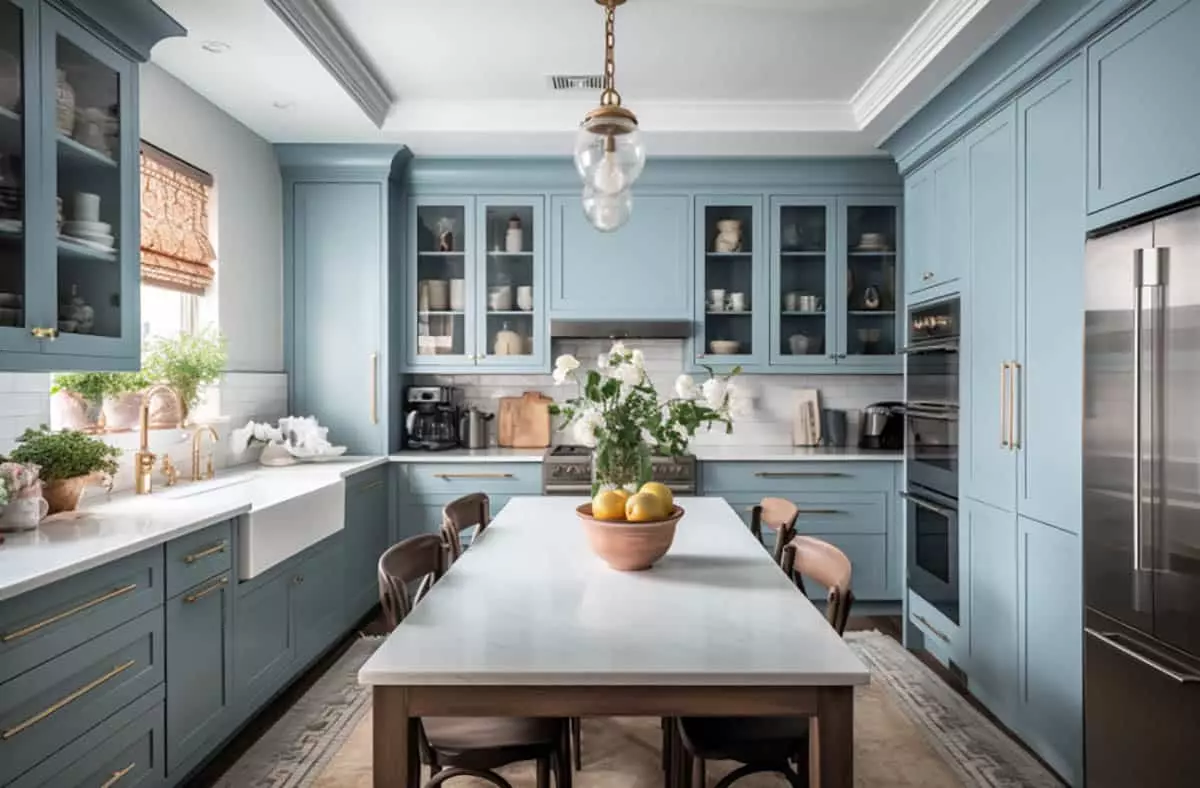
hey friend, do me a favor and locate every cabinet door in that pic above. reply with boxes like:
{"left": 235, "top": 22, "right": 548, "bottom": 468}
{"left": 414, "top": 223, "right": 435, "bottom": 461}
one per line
{"left": 902, "top": 165, "right": 933, "bottom": 297}
{"left": 291, "top": 181, "right": 385, "bottom": 454}
{"left": 769, "top": 197, "right": 836, "bottom": 368}
{"left": 408, "top": 197, "right": 476, "bottom": 366}
{"left": 345, "top": 469, "right": 389, "bottom": 623}
{"left": 1016, "top": 58, "right": 1085, "bottom": 533}
{"left": 695, "top": 196, "right": 765, "bottom": 368}
{"left": 0, "top": 0, "right": 42, "bottom": 356}
{"left": 1087, "top": 0, "right": 1200, "bottom": 214}
{"left": 475, "top": 197, "right": 547, "bottom": 371}
{"left": 37, "top": 6, "right": 139, "bottom": 363}
{"left": 550, "top": 194, "right": 691, "bottom": 318}
{"left": 233, "top": 570, "right": 293, "bottom": 703}
{"left": 837, "top": 196, "right": 901, "bottom": 371}
{"left": 1017, "top": 516, "right": 1081, "bottom": 786}
{"left": 165, "top": 574, "right": 231, "bottom": 772}
{"left": 963, "top": 105, "right": 1018, "bottom": 512}
{"left": 965, "top": 498, "right": 1019, "bottom": 729}
{"left": 931, "top": 143, "right": 967, "bottom": 289}
{"left": 294, "top": 536, "right": 346, "bottom": 665}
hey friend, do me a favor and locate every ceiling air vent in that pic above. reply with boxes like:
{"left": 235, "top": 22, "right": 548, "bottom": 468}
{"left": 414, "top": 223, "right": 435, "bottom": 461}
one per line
{"left": 549, "top": 74, "right": 604, "bottom": 91}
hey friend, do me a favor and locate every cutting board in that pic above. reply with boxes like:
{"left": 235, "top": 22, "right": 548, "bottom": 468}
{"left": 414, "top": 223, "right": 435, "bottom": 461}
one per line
{"left": 498, "top": 392, "right": 553, "bottom": 448}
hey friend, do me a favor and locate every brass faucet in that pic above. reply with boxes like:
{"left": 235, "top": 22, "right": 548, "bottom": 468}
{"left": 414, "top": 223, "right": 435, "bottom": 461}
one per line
{"left": 135, "top": 384, "right": 181, "bottom": 495}
{"left": 191, "top": 425, "right": 219, "bottom": 481}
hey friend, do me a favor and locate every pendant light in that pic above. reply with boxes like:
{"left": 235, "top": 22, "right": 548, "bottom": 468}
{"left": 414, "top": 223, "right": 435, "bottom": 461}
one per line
{"left": 576, "top": 0, "right": 644, "bottom": 231}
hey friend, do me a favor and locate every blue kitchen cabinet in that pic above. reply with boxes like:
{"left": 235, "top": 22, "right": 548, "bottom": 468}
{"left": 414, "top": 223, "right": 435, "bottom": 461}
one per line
{"left": 903, "top": 142, "right": 964, "bottom": 298}
{"left": 694, "top": 196, "right": 767, "bottom": 369}
{"left": 233, "top": 567, "right": 294, "bottom": 707}
{"left": 165, "top": 572, "right": 232, "bottom": 773}
{"left": 288, "top": 180, "right": 388, "bottom": 455}
{"left": 1017, "top": 516, "right": 1082, "bottom": 786}
{"left": 965, "top": 497, "right": 1019, "bottom": 730}
{"left": 294, "top": 534, "right": 346, "bottom": 666}
{"left": 345, "top": 466, "right": 390, "bottom": 626}
{"left": 769, "top": 197, "right": 837, "bottom": 369}
{"left": 549, "top": 194, "right": 692, "bottom": 319}
{"left": 1087, "top": 0, "right": 1200, "bottom": 219}
{"left": 962, "top": 104, "right": 1018, "bottom": 513}
{"left": 836, "top": 196, "right": 902, "bottom": 371}
{"left": 902, "top": 165, "right": 932, "bottom": 298}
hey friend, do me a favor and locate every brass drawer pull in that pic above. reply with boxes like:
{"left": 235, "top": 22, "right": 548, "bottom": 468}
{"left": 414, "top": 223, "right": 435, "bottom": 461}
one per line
{"left": 184, "top": 576, "right": 228, "bottom": 604}
{"left": 432, "top": 473, "right": 515, "bottom": 480}
{"left": 183, "top": 541, "right": 227, "bottom": 564}
{"left": 369, "top": 352, "right": 379, "bottom": 425}
{"left": 100, "top": 762, "right": 136, "bottom": 788}
{"left": 1, "top": 583, "right": 138, "bottom": 643}
{"left": 1, "top": 659, "right": 137, "bottom": 739}
{"left": 753, "top": 472, "right": 848, "bottom": 479}
{"left": 796, "top": 509, "right": 847, "bottom": 515}
{"left": 913, "top": 614, "right": 950, "bottom": 644}
{"left": 360, "top": 480, "right": 385, "bottom": 492}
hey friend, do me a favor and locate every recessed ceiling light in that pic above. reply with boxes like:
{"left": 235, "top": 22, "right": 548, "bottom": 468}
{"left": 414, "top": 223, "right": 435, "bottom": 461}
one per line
{"left": 200, "top": 40, "right": 231, "bottom": 54}
{"left": 273, "top": 101, "right": 294, "bottom": 110}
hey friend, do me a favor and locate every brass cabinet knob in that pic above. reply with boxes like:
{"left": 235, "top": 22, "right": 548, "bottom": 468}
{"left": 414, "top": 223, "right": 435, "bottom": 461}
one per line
{"left": 922, "top": 271, "right": 935, "bottom": 281}
{"left": 30, "top": 327, "right": 59, "bottom": 340}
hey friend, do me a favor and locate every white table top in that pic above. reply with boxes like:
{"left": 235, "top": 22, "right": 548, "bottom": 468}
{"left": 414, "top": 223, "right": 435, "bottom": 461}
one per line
{"left": 359, "top": 496, "right": 870, "bottom": 687}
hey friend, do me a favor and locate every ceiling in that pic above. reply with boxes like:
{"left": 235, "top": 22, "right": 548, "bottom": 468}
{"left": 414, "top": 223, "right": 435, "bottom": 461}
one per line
{"left": 149, "top": 0, "right": 1038, "bottom": 156}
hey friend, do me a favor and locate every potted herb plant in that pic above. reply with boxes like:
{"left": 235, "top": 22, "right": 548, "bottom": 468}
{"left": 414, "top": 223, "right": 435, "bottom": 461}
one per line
{"left": 100, "top": 371, "right": 152, "bottom": 432}
{"left": 143, "top": 328, "right": 227, "bottom": 425}
{"left": 9, "top": 427, "right": 120, "bottom": 514}
{"left": 49, "top": 372, "right": 110, "bottom": 431}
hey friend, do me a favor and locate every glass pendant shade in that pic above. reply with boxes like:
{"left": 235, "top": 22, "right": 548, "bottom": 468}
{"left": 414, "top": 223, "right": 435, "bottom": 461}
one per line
{"left": 582, "top": 184, "right": 633, "bottom": 233}
{"left": 574, "top": 111, "right": 645, "bottom": 196}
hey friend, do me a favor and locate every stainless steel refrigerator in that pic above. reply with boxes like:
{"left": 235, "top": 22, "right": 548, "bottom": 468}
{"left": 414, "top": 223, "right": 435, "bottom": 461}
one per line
{"left": 1084, "top": 203, "right": 1200, "bottom": 787}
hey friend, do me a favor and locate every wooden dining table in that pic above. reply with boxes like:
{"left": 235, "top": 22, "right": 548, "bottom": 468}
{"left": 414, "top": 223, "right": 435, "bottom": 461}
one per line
{"left": 358, "top": 496, "right": 870, "bottom": 787}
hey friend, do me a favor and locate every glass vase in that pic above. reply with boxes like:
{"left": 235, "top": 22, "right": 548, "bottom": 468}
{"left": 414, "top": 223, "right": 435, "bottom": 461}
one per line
{"left": 592, "top": 439, "right": 652, "bottom": 495}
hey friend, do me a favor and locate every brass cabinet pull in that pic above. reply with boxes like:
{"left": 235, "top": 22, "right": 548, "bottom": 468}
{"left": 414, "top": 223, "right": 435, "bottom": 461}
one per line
{"left": 30, "top": 327, "right": 59, "bottom": 340}
{"left": 369, "top": 352, "right": 379, "bottom": 425}
{"left": 1010, "top": 360, "right": 1021, "bottom": 450}
{"left": 1, "top": 659, "right": 137, "bottom": 739}
{"left": 100, "top": 762, "right": 137, "bottom": 788}
{"left": 1000, "top": 362, "right": 1010, "bottom": 448}
{"left": 432, "top": 473, "right": 515, "bottom": 480}
{"left": 753, "top": 472, "right": 848, "bottom": 479}
{"left": 184, "top": 576, "right": 228, "bottom": 604}
{"left": 1, "top": 583, "right": 138, "bottom": 643}
{"left": 183, "top": 542, "right": 227, "bottom": 564}
{"left": 913, "top": 614, "right": 950, "bottom": 644}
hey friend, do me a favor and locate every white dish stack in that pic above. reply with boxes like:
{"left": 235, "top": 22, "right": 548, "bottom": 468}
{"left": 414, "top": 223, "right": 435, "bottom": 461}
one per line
{"left": 60, "top": 192, "right": 115, "bottom": 253}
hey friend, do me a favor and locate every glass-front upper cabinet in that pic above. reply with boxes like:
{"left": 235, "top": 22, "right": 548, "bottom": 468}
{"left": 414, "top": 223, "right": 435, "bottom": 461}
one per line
{"left": 0, "top": 0, "right": 37, "bottom": 354}
{"left": 477, "top": 197, "right": 544, "bottom": 368}
{"left": 695, "top": 197, "right": 764, "bottom": 367}
{"left": 838, "top": 197, "right": 901, "bottom": 367}
{"left": 411, "top": 198, "right": 473, "bottom": 365}
{"left": 770, "top": 197, "right": 835, "bottom": 367}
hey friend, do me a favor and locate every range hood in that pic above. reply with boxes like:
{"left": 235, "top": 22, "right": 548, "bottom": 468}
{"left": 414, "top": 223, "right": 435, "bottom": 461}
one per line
{"left": 550, "top": 318, "right": 692, "bottom": 340}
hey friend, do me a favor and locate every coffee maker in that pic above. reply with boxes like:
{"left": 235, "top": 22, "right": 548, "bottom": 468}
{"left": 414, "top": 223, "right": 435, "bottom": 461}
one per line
{"left": 404, "top": 386, "right": 462, "bottom": 451}
{"left": 858, "top": 401, "right": 904, "bottom": 450}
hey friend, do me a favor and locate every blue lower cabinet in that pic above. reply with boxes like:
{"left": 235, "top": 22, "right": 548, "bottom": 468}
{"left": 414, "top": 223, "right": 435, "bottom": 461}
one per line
{"left": 7, "top": 687, "right": 165, "bottom": 788}
{"left": 165, "top": 573, "right": 232, "bottom": 773}
{"left": 345, "top": 468, "right": 390, "bottom": 626}
{"left": 0, "top": 608, "right": 164, "bottom": 786}
{"left": 964, "top": 497, "right": 1019, "bottom": 729}
{"left": 294, "top": 536, "right": 347, "bottom": 667}
{"left": 164, "top": 521, "right": 233, "bottom": 600}
{"left": 233, "top": 569, "right": 294, "bottom": 705}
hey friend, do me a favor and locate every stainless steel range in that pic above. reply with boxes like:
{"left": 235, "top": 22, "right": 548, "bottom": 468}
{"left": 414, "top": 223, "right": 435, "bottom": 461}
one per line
{"left": 541, "top": 446, "right": 697, "bottom": 496}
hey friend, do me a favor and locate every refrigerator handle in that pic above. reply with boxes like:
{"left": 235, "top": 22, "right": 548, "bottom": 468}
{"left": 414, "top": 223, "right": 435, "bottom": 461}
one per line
{"left": 1133, "top": 248, "right": 1165, "bottom": 574}
{"left": 1085, "top": 628, "right": 1200, "bottom": 684}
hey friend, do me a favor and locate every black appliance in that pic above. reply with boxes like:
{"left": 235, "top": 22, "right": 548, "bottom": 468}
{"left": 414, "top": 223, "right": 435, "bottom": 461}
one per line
{"left": 904, "top": 296, "right": 960, "bottom": 624}
{"left": 403, "top": 386, "right": 462, "bottom": 451}
{"left": 857, "top": 402, "right": 904, "bottom": 450}
{"left": 1084, "top": 204, "right": 1200, "bottom": 787}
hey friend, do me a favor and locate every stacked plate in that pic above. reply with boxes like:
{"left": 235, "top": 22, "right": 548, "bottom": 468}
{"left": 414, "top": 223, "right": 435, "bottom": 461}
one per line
{"left": 61, "top": 219, "right": 115, "bottom": 253}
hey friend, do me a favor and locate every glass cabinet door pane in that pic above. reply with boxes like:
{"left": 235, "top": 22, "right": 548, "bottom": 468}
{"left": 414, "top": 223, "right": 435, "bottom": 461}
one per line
{"left": 0, "top": 1, "right": 27, "bottom": 335}
{"left": 415, "top": 204, "right": 468, "bottom": 358}
{"left": 844, "top": 204, "right": 898, "bottom": 357}
{"left": 54, "top": 35, "right": 122, "bottom": 338}
{"left": 701, "top": 204, "right": 754, "bottom": 357}
{"left": 482, "top": 204, "right": 535, "bottom": 359}
{"left": 777, "top": 204, "right": 828, "bottom": 359}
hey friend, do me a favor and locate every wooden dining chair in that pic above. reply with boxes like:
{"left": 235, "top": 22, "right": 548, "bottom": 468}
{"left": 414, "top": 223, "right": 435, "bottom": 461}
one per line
{"left": 748, "top": 497, "right": 800, "bottom": 568}
{"left": 440, "top": 492, "right": 491, "bottom": 565}
{"left": 378, "top": 533, "right": 571, "bottom": 788}
{"left": 670, "top": 536, "right": 855, "bottom": 788}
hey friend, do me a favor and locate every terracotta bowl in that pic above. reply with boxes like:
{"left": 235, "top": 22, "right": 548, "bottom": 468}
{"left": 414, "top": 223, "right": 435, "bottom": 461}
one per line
{"left": 577, "top": 503, "right": 684, "bottom": 571}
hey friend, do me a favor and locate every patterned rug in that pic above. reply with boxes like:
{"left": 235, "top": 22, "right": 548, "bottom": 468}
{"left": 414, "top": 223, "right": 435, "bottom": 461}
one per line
{"left": 212, "top": 632, "right": 1063, "bottom": 787}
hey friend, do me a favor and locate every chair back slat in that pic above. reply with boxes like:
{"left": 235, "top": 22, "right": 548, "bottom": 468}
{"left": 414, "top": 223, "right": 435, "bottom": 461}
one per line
{"left": 751, "top": 497, "right": 800, "bottom": 566}
{"left": 378, "top": 533, "right": 445, "bottom": 630}
{"left": 441, "top": 493, "right": 491, "bottom": 564}
{"left": 781, "top": 535, "right": 855, "bottom": 635}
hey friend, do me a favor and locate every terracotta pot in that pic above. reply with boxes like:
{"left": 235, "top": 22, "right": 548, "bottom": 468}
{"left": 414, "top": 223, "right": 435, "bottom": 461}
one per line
{"left": 102, "top": 392, "right": 143, "bottom": 432}
{"left": 42, "top": 476, "right": 93, "bottom": 515}
{"left": 148, "top": 387, "right": 187, "bottom": 428}
{"left": 577, "top": 504, "right": 684, "bottom": 571}
{"left": 51, "top": 391, "right": 101, "bottom": 432}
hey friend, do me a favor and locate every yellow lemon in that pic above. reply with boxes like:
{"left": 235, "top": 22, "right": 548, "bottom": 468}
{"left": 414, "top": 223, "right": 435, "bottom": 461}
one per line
{"left": 592, "top": 490, "right": 628, "bottom": 521}
{"left": 610, "top": 488, "right": 631, "bottom": 503}
{"left": 638, "top": 482, "right": 674, "bottom": 515}
{"left": 626, "top": 492, "right": 666, "bottom": 523}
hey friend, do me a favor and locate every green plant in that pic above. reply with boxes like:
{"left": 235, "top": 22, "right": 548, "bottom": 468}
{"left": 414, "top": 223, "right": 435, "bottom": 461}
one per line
{"left": 9, "top": 426, "right": 121, "bottom": 482}
{"left": 51, "top": 371, "right": 151, "bottom": 403}
{"left": 143, "top": 328, "right": 228, "bottom": 411}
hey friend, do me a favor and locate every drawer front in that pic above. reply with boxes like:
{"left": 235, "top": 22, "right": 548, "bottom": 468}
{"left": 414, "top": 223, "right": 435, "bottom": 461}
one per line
{"left": 727, "top": 494, "right": 888, "bottom": 540}
{"left": 701, "top": 461, "right": 895, "bottom": 495}
{"left": 0, "top": 609, "right": 164, "bottom": 785}
{"left": 0, "top": 551, "right": 162, "bottom": 685}
{"left": 166, "top": 573, "right": 232, "bottom": 772}
{"left": 401, "top": 463, "right": 541, "bottom": 496}
{"left": 8, "top": 687, "right": 163, "bottom": 788}
{"left": 165, "top": 520, "right": 233, "bottom": 599}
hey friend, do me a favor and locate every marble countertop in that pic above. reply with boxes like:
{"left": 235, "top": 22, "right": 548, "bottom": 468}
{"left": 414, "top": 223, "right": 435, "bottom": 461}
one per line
{"left": 389, "top": 448, "right": 547, "bottom": 463}
{"left": 0, "top": 457, "right": 387, "bottom": 602}
{"left": 690, "top": 446, "right": 903, "bottom": 462}
{"left": 360, "top": 496, "right": 870, "bottom": 687}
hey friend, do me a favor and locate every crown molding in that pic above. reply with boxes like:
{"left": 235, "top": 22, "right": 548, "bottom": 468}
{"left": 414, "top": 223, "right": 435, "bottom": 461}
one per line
{"left": 850, "top": 0, "right": 994, "bottom": 128}
{"left": 265, "top": 0, "right": 394, "bottom": 127}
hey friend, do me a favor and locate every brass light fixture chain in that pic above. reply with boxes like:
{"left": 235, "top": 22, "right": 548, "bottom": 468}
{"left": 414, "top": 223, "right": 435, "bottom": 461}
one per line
{"left": 601, "top": 1, "right": 621, "bottom": 106}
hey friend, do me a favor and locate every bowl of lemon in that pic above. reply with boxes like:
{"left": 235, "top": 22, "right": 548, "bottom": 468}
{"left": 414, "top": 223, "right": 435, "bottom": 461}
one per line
{"left": 576, "top": 482, "right": 684, "bottom": 571}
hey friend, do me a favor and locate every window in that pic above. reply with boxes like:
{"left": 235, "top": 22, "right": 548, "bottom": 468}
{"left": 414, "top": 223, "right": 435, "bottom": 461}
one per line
{"left": 141, "top": 283, "right": 198, "bottom": 340}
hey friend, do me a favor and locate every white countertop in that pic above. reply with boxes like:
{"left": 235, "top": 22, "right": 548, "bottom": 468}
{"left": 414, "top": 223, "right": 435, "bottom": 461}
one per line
{"left": 0, "top": 457, "right": 387, "bottom": 602}
{"left": 689, "top": 446, "right": 903, "bottom": 462}
{"left": 359, "top": 496, "right": 870, "bottom": 687}
{"left": 389, "top": 448, "right": 547, "bottom": 463}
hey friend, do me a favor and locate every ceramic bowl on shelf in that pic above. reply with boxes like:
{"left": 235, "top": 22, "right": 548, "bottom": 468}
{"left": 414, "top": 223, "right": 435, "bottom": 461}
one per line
{"left": 788, "top": 334, "right": 811, "bottom": 355}
{"left": 61, "top": 220, "right": 111, "bottom": 234}
{"left": 67, "top": 232, "right": 115, "bottom": 247}
{"left": 709, "top": 340, "right": 740, "bottom": 355}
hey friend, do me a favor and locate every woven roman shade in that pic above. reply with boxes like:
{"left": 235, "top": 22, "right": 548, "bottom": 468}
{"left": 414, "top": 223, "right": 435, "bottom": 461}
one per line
{"left": 140, "top": 143, "right": 215, "bottom": 294}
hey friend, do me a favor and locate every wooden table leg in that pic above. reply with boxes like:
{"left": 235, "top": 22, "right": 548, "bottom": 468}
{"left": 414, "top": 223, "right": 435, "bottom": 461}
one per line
{"left": 816, "top": 686, "right": 853, "bottom": 788}
{"left": 374, "top": 686, "right": 419, "bottom": 788}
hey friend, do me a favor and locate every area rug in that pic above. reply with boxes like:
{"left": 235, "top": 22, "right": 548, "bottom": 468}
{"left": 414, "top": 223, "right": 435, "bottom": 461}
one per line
{"left": 212, "top": 632, "right": 1063, "bottom": 787}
